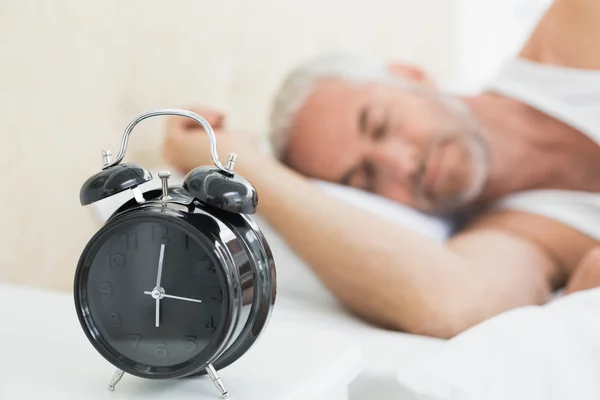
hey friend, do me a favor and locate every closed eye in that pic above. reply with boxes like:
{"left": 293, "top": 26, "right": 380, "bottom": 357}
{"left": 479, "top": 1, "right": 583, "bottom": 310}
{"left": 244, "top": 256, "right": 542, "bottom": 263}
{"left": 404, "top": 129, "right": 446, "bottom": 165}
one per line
{"left": 373, "top": 118, "right": 389, "bottom": 141}
{"left": 341, "top": 160, "right": 377, "bottom": 192}
{"left": 363, "top": 160, "right": 377, "bottom": 192}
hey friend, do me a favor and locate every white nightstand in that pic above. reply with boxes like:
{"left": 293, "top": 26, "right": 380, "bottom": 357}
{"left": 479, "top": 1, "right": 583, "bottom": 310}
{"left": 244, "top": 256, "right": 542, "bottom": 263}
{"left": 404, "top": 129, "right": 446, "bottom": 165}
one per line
{"left": 0, "top": 283, "right": 362, "bottom": 400}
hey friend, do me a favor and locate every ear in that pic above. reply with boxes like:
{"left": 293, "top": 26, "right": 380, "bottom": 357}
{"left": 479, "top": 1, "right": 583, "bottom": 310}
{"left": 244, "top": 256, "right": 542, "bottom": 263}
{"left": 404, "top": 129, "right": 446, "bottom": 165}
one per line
{"left": 387, "top": 63, "right": 437, "bottom": 89}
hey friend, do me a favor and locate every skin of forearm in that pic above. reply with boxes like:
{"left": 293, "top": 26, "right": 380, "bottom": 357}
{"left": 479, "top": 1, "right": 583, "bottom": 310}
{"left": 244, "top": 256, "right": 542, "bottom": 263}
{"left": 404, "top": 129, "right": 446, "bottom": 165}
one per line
{"left": 520, "top": 0, "right": 600, "bottom": 68}
{"left": 240, "top": 157, "right": 510, "bottom": 337}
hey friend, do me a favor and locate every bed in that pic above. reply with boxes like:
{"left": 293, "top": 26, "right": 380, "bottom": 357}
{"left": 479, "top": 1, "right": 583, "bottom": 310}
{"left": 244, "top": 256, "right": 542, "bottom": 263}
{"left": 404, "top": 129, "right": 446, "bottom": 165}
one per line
{"left": 92, "top": 170, "right": 600, "bottom": 400}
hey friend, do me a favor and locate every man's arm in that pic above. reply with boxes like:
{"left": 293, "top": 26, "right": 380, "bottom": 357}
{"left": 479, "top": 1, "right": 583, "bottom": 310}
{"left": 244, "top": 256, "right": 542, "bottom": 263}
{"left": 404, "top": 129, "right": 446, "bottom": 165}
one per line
{"left": 565, "top": 248, "right": 600, "bottom": 294}
{"left": 244, "top": 157, "right": 597, "bottom": 338}
{"left": 520, "top": 0, "right": 600, "bottom": 69}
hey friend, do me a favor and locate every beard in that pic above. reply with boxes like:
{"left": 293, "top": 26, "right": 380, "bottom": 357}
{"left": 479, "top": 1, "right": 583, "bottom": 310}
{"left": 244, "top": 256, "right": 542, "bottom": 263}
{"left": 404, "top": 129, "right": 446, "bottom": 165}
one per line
{"left": 441, "top": 133, "right": 489, "bottom": 213}
{"left": 413, "top": 119, "right": 490, "bottom": 216}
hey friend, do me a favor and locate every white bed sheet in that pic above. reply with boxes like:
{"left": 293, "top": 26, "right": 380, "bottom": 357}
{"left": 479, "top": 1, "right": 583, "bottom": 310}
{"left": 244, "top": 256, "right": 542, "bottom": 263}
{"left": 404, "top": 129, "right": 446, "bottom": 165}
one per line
{"left": 396, "top": 287, "right": 600, "bottom": 400}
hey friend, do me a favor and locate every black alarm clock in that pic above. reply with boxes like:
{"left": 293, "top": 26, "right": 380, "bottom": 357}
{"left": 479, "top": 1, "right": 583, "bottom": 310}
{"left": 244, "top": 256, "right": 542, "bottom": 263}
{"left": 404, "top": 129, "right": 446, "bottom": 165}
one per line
{"left": 74, "top": 109, "right": 277, "bottom": 398}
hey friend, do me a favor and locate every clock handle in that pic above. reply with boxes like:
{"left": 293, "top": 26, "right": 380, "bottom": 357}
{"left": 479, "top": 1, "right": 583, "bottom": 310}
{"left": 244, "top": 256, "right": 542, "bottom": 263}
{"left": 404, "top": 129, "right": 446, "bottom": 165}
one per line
{"left": 101, "top": 108, "right": 236, "bottom": 175}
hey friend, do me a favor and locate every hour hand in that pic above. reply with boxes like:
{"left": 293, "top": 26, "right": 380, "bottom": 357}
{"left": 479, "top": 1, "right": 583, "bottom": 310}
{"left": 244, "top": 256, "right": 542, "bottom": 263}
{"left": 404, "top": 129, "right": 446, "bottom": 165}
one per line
{"left": 162, "top": 293, "right": 203, "bottom": 304}
{"left": 143, "top": 291, "right": 202, "bottom": 304}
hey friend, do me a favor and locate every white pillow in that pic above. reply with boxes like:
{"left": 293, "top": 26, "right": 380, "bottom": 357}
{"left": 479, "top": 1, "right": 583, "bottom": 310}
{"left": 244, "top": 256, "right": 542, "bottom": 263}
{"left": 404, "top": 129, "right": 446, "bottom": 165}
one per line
{"left": 92, "top": 171, "right": 453, "bottom": 242}
{"left": 312, "top": 179, "right": 453, "bottom": 243}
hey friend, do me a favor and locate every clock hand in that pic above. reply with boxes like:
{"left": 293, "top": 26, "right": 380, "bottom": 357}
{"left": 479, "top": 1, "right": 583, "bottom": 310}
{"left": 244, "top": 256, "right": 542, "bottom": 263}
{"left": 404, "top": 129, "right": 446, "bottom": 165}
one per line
{"left": 144, "top": 291, "right": 203, "bottom": 304}
{"left": 155, "top": 244, "right": 166, "bottom": 327}
{"left": 156, "top": 243, "right": 166, "bottom": 288}
{"left": 155, "top": 298, "right": 160, "bottom": 327}
{"left": 162, "top": 293, "right": 203, "bottom": 304}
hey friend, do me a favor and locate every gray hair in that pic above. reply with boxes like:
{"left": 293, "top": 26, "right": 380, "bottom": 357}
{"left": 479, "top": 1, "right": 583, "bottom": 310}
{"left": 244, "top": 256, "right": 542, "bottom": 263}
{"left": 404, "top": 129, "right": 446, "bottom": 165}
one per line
{"left": 268, "top": 53, "right": 398, "bottom": 161}
{"left": 267, "top": 53, "right": 475, "bottom": 164}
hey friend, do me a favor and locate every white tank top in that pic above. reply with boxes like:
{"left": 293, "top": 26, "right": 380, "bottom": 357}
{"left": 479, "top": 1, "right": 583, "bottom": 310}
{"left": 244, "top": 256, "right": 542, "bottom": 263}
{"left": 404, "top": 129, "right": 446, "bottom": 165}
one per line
{"left": 485, "top": 59, "right": 600, "bottom": 240}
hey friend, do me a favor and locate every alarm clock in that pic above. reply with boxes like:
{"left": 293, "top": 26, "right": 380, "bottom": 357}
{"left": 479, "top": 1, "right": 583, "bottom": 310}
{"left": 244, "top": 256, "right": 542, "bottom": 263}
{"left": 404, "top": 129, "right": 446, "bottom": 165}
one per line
{"left": 74, "top": 109, "right": 277, "bottom": 398}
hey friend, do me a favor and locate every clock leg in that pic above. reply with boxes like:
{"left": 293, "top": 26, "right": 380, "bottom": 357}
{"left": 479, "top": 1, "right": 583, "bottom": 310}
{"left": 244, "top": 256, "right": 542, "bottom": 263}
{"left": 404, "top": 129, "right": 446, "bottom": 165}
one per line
{"left": 206, "top": 364, "right": 229, "bottom": 398}
{"left": 107, "top": 369, "right": 125, "bottom": 391}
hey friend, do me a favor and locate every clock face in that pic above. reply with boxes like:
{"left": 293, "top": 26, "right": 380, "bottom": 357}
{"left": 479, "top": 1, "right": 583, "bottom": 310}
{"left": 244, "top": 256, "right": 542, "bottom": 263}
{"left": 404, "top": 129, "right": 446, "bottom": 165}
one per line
{"left": 76, "top": 214, "right": 231, "bottom": 377}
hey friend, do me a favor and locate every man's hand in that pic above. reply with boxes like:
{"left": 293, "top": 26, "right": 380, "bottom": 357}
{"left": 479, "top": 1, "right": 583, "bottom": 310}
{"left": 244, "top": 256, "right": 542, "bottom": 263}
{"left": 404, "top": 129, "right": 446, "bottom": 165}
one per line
{"left": 162, "top": 106, "right": 261, "bottom": 175}
{"left": 565, "top": 248, "right": 600, "bottom": 295}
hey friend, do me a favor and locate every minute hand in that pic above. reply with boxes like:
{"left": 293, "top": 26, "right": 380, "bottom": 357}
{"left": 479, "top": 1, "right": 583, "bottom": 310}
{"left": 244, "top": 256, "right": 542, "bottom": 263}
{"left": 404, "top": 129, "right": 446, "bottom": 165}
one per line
{"left": 156, "top": 244, "right": 165, "bottom": 287}
{"left": 154, "top": 243, "right": 166, "bottom": 328}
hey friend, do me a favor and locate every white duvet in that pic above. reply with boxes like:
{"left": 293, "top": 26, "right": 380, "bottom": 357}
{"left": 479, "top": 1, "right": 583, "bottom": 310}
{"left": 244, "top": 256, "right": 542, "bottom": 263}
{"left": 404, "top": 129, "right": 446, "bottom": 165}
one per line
{"left": 397, "top": 287, "right": 600, "bottom": 400}
{"left": 91, "top": 170, "right": 600, "bottom": 400}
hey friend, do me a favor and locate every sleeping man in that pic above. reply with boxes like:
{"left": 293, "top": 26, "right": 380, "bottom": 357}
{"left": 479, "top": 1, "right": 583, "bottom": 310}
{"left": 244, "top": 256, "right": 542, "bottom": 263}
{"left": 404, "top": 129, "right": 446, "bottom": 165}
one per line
{"left": 162, "top": 0, "right": 600, "bottom": 338}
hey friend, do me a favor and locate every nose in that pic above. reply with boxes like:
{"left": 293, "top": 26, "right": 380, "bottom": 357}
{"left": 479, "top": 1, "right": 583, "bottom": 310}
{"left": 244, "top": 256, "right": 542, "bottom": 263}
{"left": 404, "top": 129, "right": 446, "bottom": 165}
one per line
{"left": 369, "top": 139, "right": 420, "bottom": 181}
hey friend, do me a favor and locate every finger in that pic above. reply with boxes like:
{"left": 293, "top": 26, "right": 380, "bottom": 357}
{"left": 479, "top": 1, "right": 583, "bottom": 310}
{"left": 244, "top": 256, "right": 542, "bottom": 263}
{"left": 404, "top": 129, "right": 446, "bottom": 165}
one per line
{"left": 180, "top": 106, "right": 225, "bottom": 130}
{"left": 184, "top": 106, "right": 225, "bottom": 125}
{"left": 165, "top": 106, "right": 225, "bottom": 133}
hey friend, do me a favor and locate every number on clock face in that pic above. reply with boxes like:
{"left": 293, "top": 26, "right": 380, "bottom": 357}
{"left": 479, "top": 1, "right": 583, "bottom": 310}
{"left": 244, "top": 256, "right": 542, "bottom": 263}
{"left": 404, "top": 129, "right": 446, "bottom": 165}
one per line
{"left": 99, "top": 282, "right": 112, "bottom": 297}
{"left": 122, "top": 232, "right": 138, "bottom": 250}
{"left": 210, "top": 286, "right": 223, "bottom": 302}
{"left": 127, "top": 334, "right": 141, "bottom": 348}
{"left": 84, "top": 218, "right": 227, "bottom": 368}
{"left": 152, "top": 224, "right": 170, "bottom": 243}
{"left": 108, "top": 253, "right": 126, "bottom": 270}
{"left": 124, "top": 334, "right": 197, "bottom": 354}
{"left": 155, "top": 343, "right": 168, "bottom": 359}
{"left": 108, "top": 312, "right": 121, "bottom": 327}
{"left": 184, "top": 336, "right": 197, "bottom": 351}
{"left": 205, "top": 316, "right": 217, "bottom": 333}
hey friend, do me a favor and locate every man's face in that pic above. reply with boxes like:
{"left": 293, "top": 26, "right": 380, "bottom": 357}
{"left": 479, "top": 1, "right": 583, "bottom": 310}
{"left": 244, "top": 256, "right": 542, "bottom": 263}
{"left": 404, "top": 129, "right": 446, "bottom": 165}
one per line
{"left": 283, "top": 78, "right": 489, "bottom": 214}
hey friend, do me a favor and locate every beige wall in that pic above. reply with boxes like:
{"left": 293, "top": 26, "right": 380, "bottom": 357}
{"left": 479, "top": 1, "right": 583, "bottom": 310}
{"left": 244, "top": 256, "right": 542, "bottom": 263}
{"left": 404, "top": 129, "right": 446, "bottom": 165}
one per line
{"left": 0, "top": 0, "right": 460, "bottom": 292}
